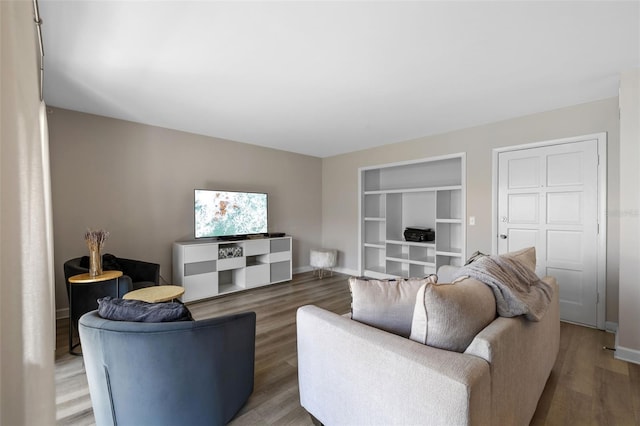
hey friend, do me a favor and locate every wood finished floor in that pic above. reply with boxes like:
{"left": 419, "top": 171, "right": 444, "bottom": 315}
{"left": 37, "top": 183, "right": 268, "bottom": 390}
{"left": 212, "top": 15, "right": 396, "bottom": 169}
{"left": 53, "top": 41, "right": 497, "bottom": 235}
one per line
{"left": 55, "top": 272, "right": 640, "bottom": 425}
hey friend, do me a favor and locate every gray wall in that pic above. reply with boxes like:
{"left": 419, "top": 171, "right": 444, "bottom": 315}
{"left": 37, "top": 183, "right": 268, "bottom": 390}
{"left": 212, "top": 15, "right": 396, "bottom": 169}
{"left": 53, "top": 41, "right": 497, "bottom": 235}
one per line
{"left": 322, "top": 97, "right": 620, "bottom": 323}
{"left": 51, "top": 98, "right": 622, "bottom": 324}
{"left": 49, "top": 108, "right": 322, "bottom": 313}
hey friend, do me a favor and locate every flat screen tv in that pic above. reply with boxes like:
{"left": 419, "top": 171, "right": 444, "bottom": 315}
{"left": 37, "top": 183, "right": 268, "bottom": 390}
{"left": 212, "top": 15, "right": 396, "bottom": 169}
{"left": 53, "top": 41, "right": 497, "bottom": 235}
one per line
{"left": 194, "top": 189, "right": 268, "bottom": 239}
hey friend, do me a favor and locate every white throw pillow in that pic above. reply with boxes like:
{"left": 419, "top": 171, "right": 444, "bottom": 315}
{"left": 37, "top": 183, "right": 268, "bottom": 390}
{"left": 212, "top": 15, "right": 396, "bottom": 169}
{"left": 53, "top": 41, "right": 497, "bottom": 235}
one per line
{"left": 349, "top": 276, "right": 434, "bottom": 337}
{"left": 409, "top": 278, "right": 497, "bottom": 352}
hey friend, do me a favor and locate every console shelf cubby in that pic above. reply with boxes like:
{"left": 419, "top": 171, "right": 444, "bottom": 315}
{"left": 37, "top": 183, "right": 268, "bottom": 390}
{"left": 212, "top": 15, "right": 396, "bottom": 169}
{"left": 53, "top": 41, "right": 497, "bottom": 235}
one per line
{"left": 359, "top": 154, "right": 466, "bottom": 279}
{"left": 173, "top": 236, "right": 292, "bottom": 302}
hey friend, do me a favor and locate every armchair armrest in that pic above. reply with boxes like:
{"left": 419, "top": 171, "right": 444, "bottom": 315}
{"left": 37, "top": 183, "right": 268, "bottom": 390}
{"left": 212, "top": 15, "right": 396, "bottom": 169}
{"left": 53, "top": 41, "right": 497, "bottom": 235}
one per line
{"left": 297, "top": 305, "right": 491, "bottom": 426}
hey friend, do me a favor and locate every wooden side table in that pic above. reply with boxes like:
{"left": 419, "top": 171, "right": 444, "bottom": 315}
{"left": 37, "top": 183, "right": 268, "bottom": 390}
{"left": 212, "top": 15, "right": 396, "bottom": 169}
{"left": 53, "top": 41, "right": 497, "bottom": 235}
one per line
{"left": 68, "top": 270, "right": 123, "bottom": 355}
{"left": 68, "top": 270, "right": 123, "bottom": 284}
{"left": 123, "top": 285, "right": 185, "bottom": 303}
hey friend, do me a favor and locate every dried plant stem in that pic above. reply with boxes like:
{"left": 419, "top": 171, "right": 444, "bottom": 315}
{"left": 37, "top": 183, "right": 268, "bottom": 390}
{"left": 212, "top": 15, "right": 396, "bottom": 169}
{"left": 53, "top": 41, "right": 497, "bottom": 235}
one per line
{"left": 85, "top": 228, "right": 109, "bottom": 251}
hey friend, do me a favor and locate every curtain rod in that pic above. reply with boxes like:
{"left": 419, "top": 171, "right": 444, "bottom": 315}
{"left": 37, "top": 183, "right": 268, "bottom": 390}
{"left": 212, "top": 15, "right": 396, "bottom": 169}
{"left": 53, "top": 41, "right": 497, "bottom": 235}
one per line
{"left": 33, "top": 0, "right": 44, "bottom": 101}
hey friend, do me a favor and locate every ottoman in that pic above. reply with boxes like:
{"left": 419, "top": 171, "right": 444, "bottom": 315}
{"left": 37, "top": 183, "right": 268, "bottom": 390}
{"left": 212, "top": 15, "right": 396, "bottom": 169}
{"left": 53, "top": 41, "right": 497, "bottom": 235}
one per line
{"left": 310, "top": 248, "right": 337, "bottom": 279}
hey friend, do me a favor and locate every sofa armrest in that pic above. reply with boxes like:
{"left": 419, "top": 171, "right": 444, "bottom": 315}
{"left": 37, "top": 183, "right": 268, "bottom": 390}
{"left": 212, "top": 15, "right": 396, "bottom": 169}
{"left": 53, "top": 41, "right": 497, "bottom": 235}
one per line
{"left": 464, "top": 277, "right": 560, "bottom": 426}
{"left": 297, "top": 305, "right": 491, "bottom": 426}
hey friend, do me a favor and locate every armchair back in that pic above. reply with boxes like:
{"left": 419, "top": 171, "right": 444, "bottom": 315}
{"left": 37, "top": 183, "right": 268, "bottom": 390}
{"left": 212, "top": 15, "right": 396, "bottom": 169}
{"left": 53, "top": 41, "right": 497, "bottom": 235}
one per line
{"left": 79, "top": 310, "right": 256, "bottom": 426}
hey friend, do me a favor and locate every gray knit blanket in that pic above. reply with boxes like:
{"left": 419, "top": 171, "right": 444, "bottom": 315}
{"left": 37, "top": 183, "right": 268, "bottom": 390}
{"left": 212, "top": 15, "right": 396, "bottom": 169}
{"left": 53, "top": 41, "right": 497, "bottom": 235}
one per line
{"left": 452, "top": 255, "right": 553, "bottom": 321}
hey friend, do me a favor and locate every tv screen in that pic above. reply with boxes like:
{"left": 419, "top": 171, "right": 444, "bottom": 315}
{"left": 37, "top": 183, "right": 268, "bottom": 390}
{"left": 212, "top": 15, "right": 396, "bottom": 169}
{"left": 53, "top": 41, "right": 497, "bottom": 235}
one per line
{"left": 194, "top": 190, "right": 268, "bottom": 239}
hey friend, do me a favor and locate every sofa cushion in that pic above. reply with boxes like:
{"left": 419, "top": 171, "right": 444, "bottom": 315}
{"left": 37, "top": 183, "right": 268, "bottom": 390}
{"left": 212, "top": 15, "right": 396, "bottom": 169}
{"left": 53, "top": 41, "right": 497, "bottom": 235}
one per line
{"left": 349, "top": 276, "right": 435, "bottom": 337}
{"left": 452, "top": 246, "right": 550, "bottom": 320}
{"left": 409, "top": 278, "right": 497, "bottom": 352}
{"left": 502, "top": 246, "right": 536, "bottom": 272}
{"left": 97, "top": 296, "right": 193, "bottom": 322}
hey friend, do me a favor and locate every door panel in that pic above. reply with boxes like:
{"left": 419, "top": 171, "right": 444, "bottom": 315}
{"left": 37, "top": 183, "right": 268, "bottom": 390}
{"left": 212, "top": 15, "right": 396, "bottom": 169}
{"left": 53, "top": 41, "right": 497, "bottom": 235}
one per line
{"left": 509, "top": 156, "right": 540, "bottom": 188}
{"left": 550, "top": 267, "right": 584, "bottom": 304}
{"left": 507, "top": 229, "right": 539, "bottom": 250}
{"left": 508, "top": 193, "right": 539, "bottom": 223}
{"left": 547, "top": 192, "right": 582, "bottom": 225}
{"left": 498, "top": 139, "right": 599, "bottom": 327}
{"left": 547, "top": 230, "right": 582, "bottom": 264}
{"left": 547, "top": 152, "right": 584, "bottom": 186}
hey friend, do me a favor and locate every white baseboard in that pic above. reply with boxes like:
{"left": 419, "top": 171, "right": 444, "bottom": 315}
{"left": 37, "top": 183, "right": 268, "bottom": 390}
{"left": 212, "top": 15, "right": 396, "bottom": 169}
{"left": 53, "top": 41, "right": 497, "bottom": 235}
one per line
{"left": 333, "top": 266, "right": 358, "bottom": 277}
{"left": 605, "top": 321, "right": 618, "bottom": 333}
{"left": 56, "top": 307, "right": 69, "bottom": 320}
{"left": 293, "top": 266, "right": 313, "bottom": 274}
{"left": 615, "top": 333, "right": 640, "bottom": 365}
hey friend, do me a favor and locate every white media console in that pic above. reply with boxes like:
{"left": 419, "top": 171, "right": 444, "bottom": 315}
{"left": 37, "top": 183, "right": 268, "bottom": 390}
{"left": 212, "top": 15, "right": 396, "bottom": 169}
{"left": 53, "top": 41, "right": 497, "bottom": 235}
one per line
{"left": 172, "top": 236, "right": 292, "bottom": 302}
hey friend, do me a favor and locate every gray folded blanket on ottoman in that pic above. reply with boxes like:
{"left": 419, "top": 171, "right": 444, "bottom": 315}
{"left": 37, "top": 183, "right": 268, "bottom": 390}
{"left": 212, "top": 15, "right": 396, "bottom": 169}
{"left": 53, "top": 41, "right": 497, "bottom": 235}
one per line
{"left": 453, "top": 255, "right": 553, "bottom": 321}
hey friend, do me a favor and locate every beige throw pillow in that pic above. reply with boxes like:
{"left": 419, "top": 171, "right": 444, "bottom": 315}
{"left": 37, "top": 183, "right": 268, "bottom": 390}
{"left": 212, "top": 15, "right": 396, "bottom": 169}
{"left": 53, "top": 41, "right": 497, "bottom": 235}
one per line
{"left": 349, "top": 277, "right": 433, "bottom": 337}
{"left": 502, "top": 246, "right": 536, "bottom": 272}
{"left": 409, "top": 278, "right": 497, "bottom": 352}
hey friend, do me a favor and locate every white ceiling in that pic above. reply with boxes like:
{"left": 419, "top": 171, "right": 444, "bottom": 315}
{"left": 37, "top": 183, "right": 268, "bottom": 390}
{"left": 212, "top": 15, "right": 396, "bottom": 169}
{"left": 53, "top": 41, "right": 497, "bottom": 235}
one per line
{"left": 40, "top": 1, "right": 639, "bottom": 158}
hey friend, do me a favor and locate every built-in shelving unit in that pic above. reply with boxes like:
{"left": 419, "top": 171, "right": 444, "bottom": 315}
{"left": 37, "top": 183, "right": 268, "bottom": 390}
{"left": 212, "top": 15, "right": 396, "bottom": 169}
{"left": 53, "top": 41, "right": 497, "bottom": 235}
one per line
{"left": 359, "top": 154, "right": 466, "bottom": 279}
{"left": 173, "top": 237, "right": 292, "bottom": 302}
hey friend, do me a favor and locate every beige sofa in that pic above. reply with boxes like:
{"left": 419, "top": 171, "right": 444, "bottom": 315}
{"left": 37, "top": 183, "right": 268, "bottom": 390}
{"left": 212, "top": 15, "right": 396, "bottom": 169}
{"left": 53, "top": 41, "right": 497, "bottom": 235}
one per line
{"left": 297, "top": 276, "right": 559, "bottom": 425}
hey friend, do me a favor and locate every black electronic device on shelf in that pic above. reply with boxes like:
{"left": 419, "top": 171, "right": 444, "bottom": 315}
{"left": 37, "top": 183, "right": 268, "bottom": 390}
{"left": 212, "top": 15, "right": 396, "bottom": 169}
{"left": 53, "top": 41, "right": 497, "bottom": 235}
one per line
{"left": 404, "top": 227, "right": 435, "bottom": 242}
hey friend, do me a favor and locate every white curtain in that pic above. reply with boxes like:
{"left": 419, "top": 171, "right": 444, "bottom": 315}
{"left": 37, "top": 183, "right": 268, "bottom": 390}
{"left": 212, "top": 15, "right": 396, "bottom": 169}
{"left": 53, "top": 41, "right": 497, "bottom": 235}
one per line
{"left": 1, "top": 0, "right": 56, "bottom": 424}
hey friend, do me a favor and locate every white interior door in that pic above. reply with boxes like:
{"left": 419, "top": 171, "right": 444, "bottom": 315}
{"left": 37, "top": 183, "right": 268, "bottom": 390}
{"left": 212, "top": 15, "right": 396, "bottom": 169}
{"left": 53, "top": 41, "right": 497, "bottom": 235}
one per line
{"left": 497, "top": 138, "right": 601, "bottom": 327}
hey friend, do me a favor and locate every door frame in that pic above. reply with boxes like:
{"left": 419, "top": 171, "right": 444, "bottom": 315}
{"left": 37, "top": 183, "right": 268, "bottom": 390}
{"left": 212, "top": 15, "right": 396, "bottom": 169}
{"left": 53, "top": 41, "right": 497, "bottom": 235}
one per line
{"left": 491, "top": 132, "right": 607, "bottom": 329}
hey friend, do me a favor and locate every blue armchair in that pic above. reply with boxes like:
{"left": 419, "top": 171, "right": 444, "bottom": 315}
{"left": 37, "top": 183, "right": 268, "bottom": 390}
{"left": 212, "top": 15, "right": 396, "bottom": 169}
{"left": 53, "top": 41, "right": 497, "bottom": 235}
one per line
{"left": 79, "top": 310, "right": 256, "bottom": 426}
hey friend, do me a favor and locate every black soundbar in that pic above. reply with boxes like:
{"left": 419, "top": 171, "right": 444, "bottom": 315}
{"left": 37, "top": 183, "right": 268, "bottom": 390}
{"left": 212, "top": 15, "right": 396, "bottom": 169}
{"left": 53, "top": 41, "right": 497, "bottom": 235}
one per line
{"left": 267, "top": 232, "right": 286, "bottom": 238}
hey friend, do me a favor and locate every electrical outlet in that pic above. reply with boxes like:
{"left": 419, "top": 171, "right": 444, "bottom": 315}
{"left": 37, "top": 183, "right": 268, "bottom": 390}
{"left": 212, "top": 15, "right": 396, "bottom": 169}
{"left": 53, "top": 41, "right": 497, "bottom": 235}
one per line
{"left": 469, "top": 216, "right": 476, "bottom": 226}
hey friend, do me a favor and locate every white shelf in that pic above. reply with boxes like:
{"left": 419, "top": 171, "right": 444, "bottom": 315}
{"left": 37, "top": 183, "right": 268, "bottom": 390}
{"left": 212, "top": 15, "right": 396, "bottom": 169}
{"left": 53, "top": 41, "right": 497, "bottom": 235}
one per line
{"left": 436, "top": 248, "right": 463, "bottom": 257}
{"left": 218, "top": 283, "right": 244, "bottom": 295}
{"left": 364, "top": 242, "right": 385, "bottom": 248}
{"left": 359, "top": 154, "right": 466, "bottom": 278}
{"left": 173, "top": 236, "right": 292, "bottom": 302}
{"left": 386, "top": 254, "right": 409, "bottom": 262}
{"left": 364, "top": 185, "right": 462, "bottom": 195}
{"left": 386, "top": 257, "right": 435, "bottom": 267}
{"left": 386, "top": 239, "right": 435, "bottom": 248}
